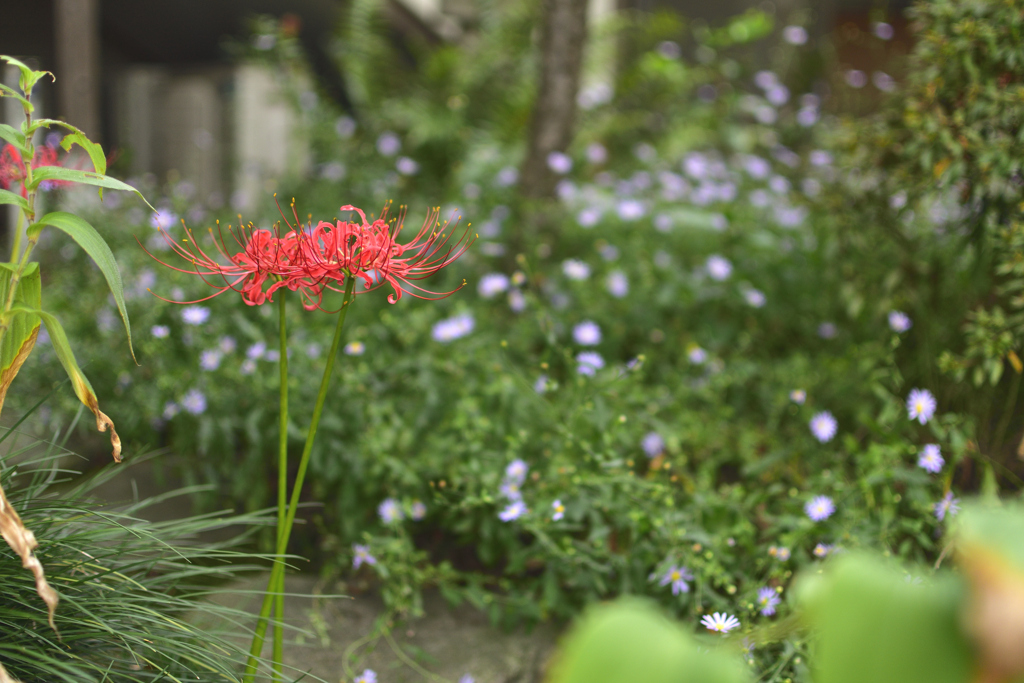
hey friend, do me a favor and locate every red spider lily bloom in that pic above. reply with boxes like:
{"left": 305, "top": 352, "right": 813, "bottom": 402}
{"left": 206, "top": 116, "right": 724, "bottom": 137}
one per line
{"left": 141, "top": 221, "right": 324, "bottom": 308}
{"left": 143, "top": 203, "right": 472, "bottom": 310}
{"left": 304, "top": 204, "right": 474, "bottom": 304}
{"left": 0, "top": 144, "right": 74, "bottom": 197}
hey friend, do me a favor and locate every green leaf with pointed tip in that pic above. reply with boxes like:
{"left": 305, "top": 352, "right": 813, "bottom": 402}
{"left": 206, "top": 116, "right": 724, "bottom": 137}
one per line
{"left": 0, "top": 123, "right": 26, "bottom": 151}
{"left": 28, "top": 212, "right": 134, "bottom": 361}
{"left": 0, "top": 55, "right": 52, "bottom": 95}
{"left": 26, "top": 119, "right": 106, "bottom": 176}
{"left": 28, "top": 167, "right": 155, "bottom": 211}
{"left": 0, "top": 264, "right": 41, "bottom": 417}
{"left": 0, "top": 190, "right": 28, "bottom": 211}
{"left": 548, "top": 598, "right": 752, "bottom": 683}
{"left": 798, "top": 552, "right": 973, "bottom": 683}
{"left": 10, "top": 305, "right": 122, "bottom": 462}
{"left": 0, "top": 83, "right": 33, "bottom": 113}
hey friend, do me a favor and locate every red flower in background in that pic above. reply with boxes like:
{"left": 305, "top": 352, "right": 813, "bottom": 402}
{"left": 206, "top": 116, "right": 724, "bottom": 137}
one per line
{"left": 144, "top": 203, "right": 472, "bottom": 310}
{"left": 0, "top": 144, "right": 74, "bottom": 197}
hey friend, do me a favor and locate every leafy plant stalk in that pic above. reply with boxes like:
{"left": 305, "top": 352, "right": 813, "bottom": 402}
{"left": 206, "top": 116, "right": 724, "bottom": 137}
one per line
{"left": 273, "top": 289, "right": 289, "bottom": 681}
{"left": 244, "top": 276, "right": 357, "bottom": 682}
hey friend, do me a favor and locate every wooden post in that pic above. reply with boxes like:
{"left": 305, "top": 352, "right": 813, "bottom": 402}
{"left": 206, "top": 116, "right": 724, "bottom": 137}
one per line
{"left": 54, "top": 0, "right": 101, "bottom": 140}
{"left": 519, "top": 0, "right": 589, "bottom": 200}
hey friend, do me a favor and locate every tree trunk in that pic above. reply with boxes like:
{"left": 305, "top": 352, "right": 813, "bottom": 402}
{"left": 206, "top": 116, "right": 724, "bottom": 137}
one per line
{"left": 520, "top": 0, "right": 589, "bottom": 200}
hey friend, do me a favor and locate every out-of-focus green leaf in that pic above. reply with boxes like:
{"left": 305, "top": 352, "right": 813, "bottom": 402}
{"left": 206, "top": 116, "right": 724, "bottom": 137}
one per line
{"left": 27, "top": 212, "right": 133, "bottom": 361}
{"left": 0, "top": 190, "right": 28, "bottom": 212}
{"left": 27, "top": 167, "right": 154, "bottom": 211}
{"left": 798, "top": 553, "right": 973, "bottom": 683}
{"left": 0, "top": 123, "right": 26, "bottom": 151}
{"left": 547, "top": 598, "right": 751, "bottom": 683}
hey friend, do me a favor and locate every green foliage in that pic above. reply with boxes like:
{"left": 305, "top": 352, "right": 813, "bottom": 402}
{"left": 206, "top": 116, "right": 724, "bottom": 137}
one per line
{"left": 548, "top": 598, "right": 751, "bottom": 683}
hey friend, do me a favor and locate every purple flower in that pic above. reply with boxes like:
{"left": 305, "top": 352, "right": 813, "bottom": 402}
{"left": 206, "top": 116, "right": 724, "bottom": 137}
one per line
{"left": 344, "top": 341, "right": 365, "bottom": 356}
{"left": 432, "top": 314, "right": 475, "bottom": 342}
{"left": 706, "top": 255, "right": 733, "bottom": 281}
{"left": 199, "top": 349, "right": 222, "bottom": 371}
{"left": 410, "top": 501, "right": 427, "bottom": 520}
{"left": 757, "top": 587, "right": 781, "bottom": 616}
{"left": 219, "top": 336, "right": 237, "bottom": 353}
{"left": 181, "top": 306, "right": 210, "bottom": 326}
{"left": 534, "top": 374, "right": 549, "bottom": 394}
{"left": 241, "top": 359, "right": 256, "bottom": 375}
{"left": 573, "top": 321, "right": 602, "bottom": 346}
{"left": 508, "top": 290, "right": 526, "bottom": 312}
{"left": 181, "top": 389, "right": 207, "bottom": 415}
{"left": 606, "top": 271, "right": 629, "bottom": 298}
{"left": 743, "top": 288, "right": 766, "bottom": 308}
{"left": 888, "top": 310, "right": 912, "bottom": 333}
{"left": 499, "top": 500, "right": 527, "bottom": 522}
{"left": 495, "top": 166, "right": 519, "bottom": 187}
{"left": 701, "top": 612, "right": 740, "bottom": 633}
{"left": 547, "top": 151, "right": 573, "bottom": 174}
{"left": 769, "top": 545, "right": 791, "bottom": 561}
{"left": 918, "top": 444, "right": 943, "bottom": 473}
{"left": 378, "top": 498, "right": 403, "bottom": 524}
{"left": 846, "top": 69, "right": 868, "bottom": 88}
{"left": 376, "top": 132, "right": 401, "bottom": 156}
{"left": 551, "top": 500, "right": 565, "bottom": 521}
{"left": 576, "top": 351, "right": 605, "bottom": 376}
{"left": 805, "top": 495, "right": 835, "bottom": 522}
{"left": 641, "top": 432, "right": 665, "bottom": 458}
{"left": 246, "top": 342, "right": 266, "bottom": 360}
{"left": 687, "top": 346, "right": 708, "bottom": 365}
{"left": 355, "top": 669, "right": 377, "bottom": 683}
{"left": 562, "top": 259, "right": 591, "bottom": 281}
{"left": 577, "top": 208, "right": 602, "bottom": 227}
{"left": 810, "top": 412, "right": 837, "bottom": 442}
{"left": 907, "top": 388, "right": 937, "bottom": 424}
{"left": 478, "top": 273, "right": 510, "bottom": 298}
{"left": 813, "top": 543, "right": 835, "bottom": 558}
{"left": 657, "top": 565, "right": 694, "bottom": 595}
{"left": 504, "top": 460, "right": 528, "bottom": 485}
{"left": 499, "top": 481, "right": 523, "bottom": 501}
{"left": 353, "top": 544, "right": 377, "bottom": 569}
{"left": 616, "top": 199, "right": 646, "bottom": 221}
{"left": 586, "top": 143, "right": 608, "bottom": 164}
{"left": 934, "top": 492, "right": 960, "bottom": 521}
{"left": 873, "top": 21, "right": 894, "bottom": 40}
{"left": 818, "top": 322, "right": 838, "bottom": 339}
{"left": 151, "top": 324, "right": 170, "bottom": 339}
{"left": 783, "top": 25, "right": 808, "bottom": 45}
{"left": 150, "top": 209, "right": 178, "bottom": 230}
{"left": 396, "top": 156, "right": 419, "bottom": 175}
{"left": 790, "top": 389, "right": 807, "bottom": 404}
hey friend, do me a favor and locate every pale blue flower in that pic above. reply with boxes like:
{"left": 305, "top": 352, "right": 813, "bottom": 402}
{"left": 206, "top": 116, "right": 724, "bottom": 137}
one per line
{"left": 344, "top": 341, "right": 365, "bottom": 356}
{"left": 573, "top": 321, "right": 601, "bottom": 346}
{"left": 200, "top": 349, "right": 222, "bottom": 371}
{"left": 353, "top": 544, "right": 377, "bottom": 569}
{"left": 181, "top": 306, "right": 210, "bottom": 326}
{"left": 790, "top": 389, "right": 807, "bottom": 404}
{"left": 505, "top": 459, "right": 528, "bottom": 484}
{"left": 907, "top": 388, "right": 937, "bottom": 424}
{"left": 478, "top": 273, "right": 510, "bottom": 298}
{"left": 562, "top": 259, "right": 591, "bottom": 281}
{"left": 810, "top": 411, "right": 837, "bottom": 442}
{"left": 576, "top": 351, "right": 605, "bottom": 376}
{"left": 889, "top": 311, "right": 912, "bottom": 333}
{"left": 151, "top": 325, "right": 170, "bottom": 339}
{"left": 547, "top": 151, "right": 573, "bottom": 174}
{"left": 935, "top": 492, "right": 960, "bottom": 521}
{"left": 499, "top": 500, "right": 527, "bottom": 522}
{"left": 706, "top": 255, "right": 732, "bottom": 281}
{"left": 657, "top": 565, "right": 694, "bottom": 595}
{"left": 641, "top": 432, "right": 665, "bottom": 458}
{"left": 378, "top": 498, "right": 403, "bottom": 524}
{"left": 918, "top": 444, "right": 943, "bottom": 473}
{"left": 410, "top": 501, "right": 426, "bottom": 520}
{"left": 551, "top": 500, "right": 565, "bottom": 521}
{"left": 757, "top": 587, "right": 780, "bottom": 615}
{"left": 181, "top": 389, "right": 206, "bottom": 415}
{"left": 376, "top": 132, "right": 400, "bottom": 156}
{"left": 355, "top": 669, "right": 377, "bottom": 683}
{"left": 432, "top": 314, "right": 475, "bottom": 342}
{"left": 805, "top": 495, "right": 835, "bottom": 522}
{"left": 606, "top": 271, "right": 629, "bottom": 298}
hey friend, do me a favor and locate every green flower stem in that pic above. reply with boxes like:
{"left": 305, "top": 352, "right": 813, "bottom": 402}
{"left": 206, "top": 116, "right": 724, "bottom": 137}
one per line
{"left": 272, "top": 290, "right": 289, "bottom": 681}
{"left": 243, "top": 276, "right": 357, "bottom": 683}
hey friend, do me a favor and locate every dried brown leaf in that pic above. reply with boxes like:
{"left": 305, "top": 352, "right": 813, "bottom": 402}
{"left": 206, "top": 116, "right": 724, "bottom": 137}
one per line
{"left": 0, "top": 483, "right": 58, "bottom": 633}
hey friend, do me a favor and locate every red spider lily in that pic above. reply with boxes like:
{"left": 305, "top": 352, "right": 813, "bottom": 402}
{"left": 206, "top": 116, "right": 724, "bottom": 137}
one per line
{"left": 0, "top": 144, "right": 73, "bottom": 197}
{"left": 141, "top": 221, "right": 324, "bottom": 308}
{"left": 143, "top": 203, "right": 472, "bottom": 310}
{"left": 303, "top": 204, "right": 474, "bottom": 304}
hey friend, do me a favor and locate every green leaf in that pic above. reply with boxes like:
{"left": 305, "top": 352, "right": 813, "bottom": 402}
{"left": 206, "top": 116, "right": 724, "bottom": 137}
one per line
{"left": 0, "top": 123, "right": 26, "bottom": 151}
{"left": 0, "top": 83, "right": 33, "bottom": 113}
{"left": 0, "top": 190, "right": 28, "bottom": 211}
{"left": 798, "top": 552, "right": 973, "bottom": 683}
{"left": 27, "top": 212, "right": 134, "bottom": 362}
{"left": 28, "top": 167, "right": 155, "bottom": 211}
{"left": 548, "top": 598, "right": 752, "bottom": 683}
{"left": 0, "top": 55, "right": 53, "bottom": 96}
{"left": 26, "top": 119, "right": 106, "bottom": 176}
{"left": 11, "top": 305, "right": 122, "bottom": 462}
{"left": 0, "top": 264, "right": 41, "bottom": 417}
